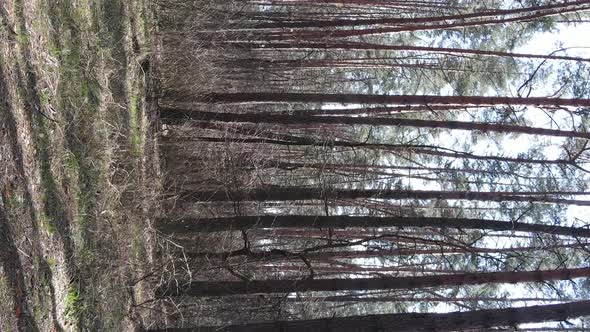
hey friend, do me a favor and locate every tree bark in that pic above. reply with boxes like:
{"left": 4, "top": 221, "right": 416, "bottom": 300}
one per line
{"left": 187, "top": 92, "right": 590, "bottom": 107}
{"left": 160, "top": 109, "right": 590, "bottom": 139}
{"left": 258, "top": 2, "right": 590, "bottom": 40}
{"left": 248, "top": 0, "right": 590, "bottom": 29}
{"left": 177, "top": 187, "right": 590, "bottom": 206}
{"left": 190, "top": 135, "right": 582, "bottom": 167}
{"left": 235, "top": 41, "right": 590, "bottom": 63}
{"left": 157, "top": 215, "right": 590, "bottom": 237}
{"left": 157, "top": 267, "right": 590, "bottom": 297}
{"left": 147, "top": 300, "right": 590, "bottom": 331}
{"left": 191, "top": 242, "right": 587, "bottom": 261}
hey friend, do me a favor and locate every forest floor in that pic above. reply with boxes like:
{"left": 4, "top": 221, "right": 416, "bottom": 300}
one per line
{"left": 0, "top": 0, "right": 161, "bottom": 330}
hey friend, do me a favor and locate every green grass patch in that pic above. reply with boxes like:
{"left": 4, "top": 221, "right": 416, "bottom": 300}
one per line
{"left": 129, "top": 94, "right": 143, "bottom": 157}
{"left": 39, "top": 212, "right": 57, "bottom": 235}
{"left": 39, "top": 88, "right": 50, "bottom": 108}
{"left": 46, "top": 257, "right": 57, "bottom": 268}
{"left": 64, "top": 286, "right": 83, "bottom": 325}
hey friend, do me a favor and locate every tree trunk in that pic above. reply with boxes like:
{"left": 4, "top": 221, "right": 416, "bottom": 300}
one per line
{"left": 258, "top": 2, "right": 590, "bottom": 40}
{"left": 156, "top": 266, "right": 590, "bottom": 297}
{"left": 149, "top": 300, "right": 590, "bottom": 331}
{"left": 177, "top": 187, "right": 590, "bottom": 206}
{"left": 160, "top": 109, "right": 590, "bottom": 139}
{"left": 186, "top": 92, "right": 590, "bottom": 107}
{"left": 187, "top": 134, "right": 582, "bottom": 167}
{"left": 235, "top": 41, "right": 590, "bottom": 63}
{"left": 157, "top": 215, "right": 590, "bottom": 237}
{"left": 248, "top": 1, "right": 590, "bottom": 29}
{"left": 190, "top": 242, "right": 588, "bottom": 261}
{"left": 297, "top": 295, "right": 566, "bottom": 303}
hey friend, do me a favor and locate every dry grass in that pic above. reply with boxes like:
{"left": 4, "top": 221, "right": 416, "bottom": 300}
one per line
{"left": 0, "top": 0, "right": 161, "bottom": 330}
{"left": 157, "top": 0, "right": 261, "bottom": 101}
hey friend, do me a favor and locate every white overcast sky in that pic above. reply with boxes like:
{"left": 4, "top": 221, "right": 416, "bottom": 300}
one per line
{"left": 522, "top": 23, "right": 590, "bottom": 56}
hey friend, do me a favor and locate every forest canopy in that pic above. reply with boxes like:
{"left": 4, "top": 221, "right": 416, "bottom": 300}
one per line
{"left": 153, "top": 0, "right": 590, "bottom": 330}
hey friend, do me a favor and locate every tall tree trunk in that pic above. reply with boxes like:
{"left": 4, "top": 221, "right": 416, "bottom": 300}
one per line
{"left": 177, "top": 187, "right": 590, "bottom": 206}
{"left": 157, "top": 215, "right": 590, "bottom": 237}
{"left": 253, "top": 161, "right": 562, "bottom": 180}
{"left": 257, "top": 4, "right": 590, "bottom": 40}
{"left": 188, "top": 133, "right": 584, "bottom": 167}
{"left": 294, "top": 295, "right": 567, "bottom": 303}
{"left": 148, "top": 300, "right": 590, "bottom": 331}
{"left": 235, "top": 41, "right": 590, "bottom": 63}
{"left": 160, "top": 109, "right": 590, "bottom": 139}
{"left": 156, "top": 266, "right": 590, "bottom": 297}
{"left": 190, "top": 242, "right": 588, "bottom": 261}
{"left": 247, "top": 0, "right": 590, "bottom": 29}
{"left": 299, "top": 104, "right": 481, "bottom": 116}
{"left": 186, "top": 92, "right": 590, "bottom": 107}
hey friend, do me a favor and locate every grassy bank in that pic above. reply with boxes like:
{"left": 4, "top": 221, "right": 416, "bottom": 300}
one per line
{"left": 0, "top": 0, "right": 160, "bottom": 329}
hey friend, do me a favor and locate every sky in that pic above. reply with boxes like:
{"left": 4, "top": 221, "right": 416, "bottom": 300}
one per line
{"left": 294, "top": 19, "right": 590, "bottom": 324}
{"left": 522, "top": 23, "right": 590, "bottom": 56}
{"left": 432, "top": 22, "right": 590, "bottom": 326}
{"left": 362, "top": 21, "right": 590, "bottom": 320}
